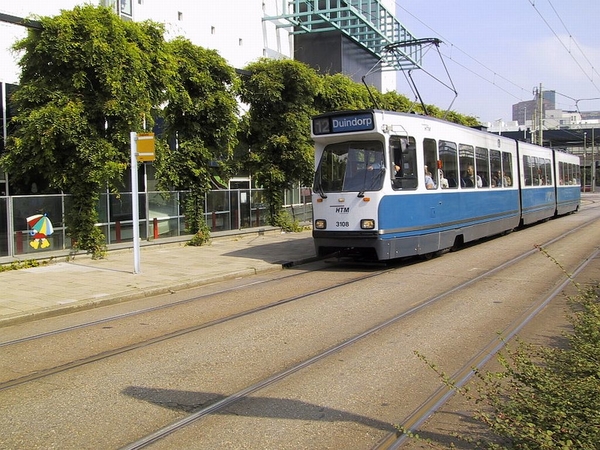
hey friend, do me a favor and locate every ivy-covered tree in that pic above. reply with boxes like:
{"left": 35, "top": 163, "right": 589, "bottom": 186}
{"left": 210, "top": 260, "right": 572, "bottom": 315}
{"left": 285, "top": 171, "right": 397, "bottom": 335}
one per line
{"left": 0, "top": 5, "right": 170, "bottom": 257}
{"left": 314, "top": 73, "right": 374, "bottom": 111}
{"left": 154, "top": 37, "right": 238, "bottom": 244}
{"left": 239, "top": 58, "right": 321, "bottom": 225}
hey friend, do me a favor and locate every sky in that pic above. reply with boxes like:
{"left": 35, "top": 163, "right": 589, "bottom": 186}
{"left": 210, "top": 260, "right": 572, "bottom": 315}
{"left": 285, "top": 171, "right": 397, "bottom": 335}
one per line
{"left": 392, "top": 0, "right": 600, "bottom": 123}
{"left": 2, "top": 1, "right": 599, "bottom": 125}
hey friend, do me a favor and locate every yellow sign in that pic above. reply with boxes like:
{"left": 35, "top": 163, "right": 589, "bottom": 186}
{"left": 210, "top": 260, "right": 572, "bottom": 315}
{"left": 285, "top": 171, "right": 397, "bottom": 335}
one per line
{"left": 137, "top": 132, "right": 155, "bottom": 162}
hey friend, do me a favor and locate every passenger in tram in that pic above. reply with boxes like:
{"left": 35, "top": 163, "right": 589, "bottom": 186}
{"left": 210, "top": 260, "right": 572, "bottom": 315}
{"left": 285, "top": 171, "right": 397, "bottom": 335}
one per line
{"left": 479, "top": 173, "right": 489, "bottom": 187}
{"left": 439, "top": 169, "right": 449, "bottom": 189}
{"left": 464, "top": 165, "right": 482, "bottom": 188}
{"left": 503, "top": 172, "right": 512, "bottom": 187}
{"left": 424, "top": 166, "right": 436, "bottom": 189}
{"left": 446, "top": 172, "right": 458, "bottom": 188}
{"left": 490, "top": 171, "right": 501, "bottom": 187}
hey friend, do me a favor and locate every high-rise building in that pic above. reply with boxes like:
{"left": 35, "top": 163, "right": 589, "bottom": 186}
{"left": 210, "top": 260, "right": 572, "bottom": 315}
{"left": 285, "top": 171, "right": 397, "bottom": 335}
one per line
{"left": 512, "top": 90, "right": 556, "bottom": 125}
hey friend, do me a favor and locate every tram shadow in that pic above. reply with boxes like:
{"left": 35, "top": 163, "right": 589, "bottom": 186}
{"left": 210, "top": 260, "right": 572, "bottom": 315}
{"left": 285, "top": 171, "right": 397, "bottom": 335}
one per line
{"left": 123, "top": 386, "right": 397, "bottom": 432}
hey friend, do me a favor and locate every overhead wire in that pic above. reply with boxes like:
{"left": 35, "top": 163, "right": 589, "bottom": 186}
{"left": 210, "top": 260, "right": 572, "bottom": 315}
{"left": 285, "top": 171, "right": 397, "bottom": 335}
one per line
{"left": 393, "top": 0, "right": 600, "bottom": 109}
{"left": 528, "top": 0, "right": 600, "bottom": 94}
{"left": 393, "top": 1, "right": 532, "bottom": 103}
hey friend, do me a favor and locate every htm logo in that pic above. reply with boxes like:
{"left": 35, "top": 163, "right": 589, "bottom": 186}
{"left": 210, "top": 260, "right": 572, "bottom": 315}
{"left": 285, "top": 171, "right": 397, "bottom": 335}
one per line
{"left": 335, "top": 207, "right": 350, "bottom": 214}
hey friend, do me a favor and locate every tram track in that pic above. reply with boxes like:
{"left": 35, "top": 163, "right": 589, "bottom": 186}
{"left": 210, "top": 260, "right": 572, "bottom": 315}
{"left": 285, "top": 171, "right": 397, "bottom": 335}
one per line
{"left": 2, "top": 210, "right": 599, "bottom": 449}
{"left": 5, "top": 200, "right": 598, "bottom": 352}
{"left": 0, "top": 270, "right": 319, "bottom": 347}
{"left": 374, "top": 246, "right": 600, "bottom": 449}
{"left": 1, "top": 212, "right": 591, "bottom": 393}
{"left": 0, "top": 267, "right": 393, "bottom": 391}
{"left": 117, "top": 215, "right": 600, "bottom": 449}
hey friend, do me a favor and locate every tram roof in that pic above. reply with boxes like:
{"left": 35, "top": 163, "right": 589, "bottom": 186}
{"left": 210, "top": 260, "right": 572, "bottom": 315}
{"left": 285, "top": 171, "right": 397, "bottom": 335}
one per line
{"left": 499, "top": 128, "right": 600, "bottom": 150}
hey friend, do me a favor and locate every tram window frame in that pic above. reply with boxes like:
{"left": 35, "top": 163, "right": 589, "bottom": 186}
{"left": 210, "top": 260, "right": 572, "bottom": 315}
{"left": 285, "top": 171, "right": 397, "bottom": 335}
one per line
{"left": 533, "top": 157, "right": 543, "bottom": 185}
{"left": 423, "top": 138, "right": 438, "bottom": 190}
{"left": 559, "top": 161, "right": 565, "bottom": 185}
{"left": 438, "top": 140, "right": 458, "bottom": 189}
{"left": 523, "top": 155, "right": 533, "bottom": 186}
{"left": 459, "top": 144, "right": 477, "bottom": 188}
{"left": 502, "top": 151, "right": 513, "bottom": 187}
{"left": 390, "top": 136, "right": 418, "bottom": 190}
{"left": 490, "top": 149, "right": 502, "bottom": 187}
{"left": 476, "top": 147, "right": 490, "bottom": 188}
{"left": 544, "top": 158, "right": 553, "bottom": 185}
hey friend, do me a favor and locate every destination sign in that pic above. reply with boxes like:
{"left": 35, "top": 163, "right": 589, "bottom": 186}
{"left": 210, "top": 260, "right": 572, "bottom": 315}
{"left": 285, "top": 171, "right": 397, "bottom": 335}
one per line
{"left": 312, "top": 112, "right": 374, "bottom": 135}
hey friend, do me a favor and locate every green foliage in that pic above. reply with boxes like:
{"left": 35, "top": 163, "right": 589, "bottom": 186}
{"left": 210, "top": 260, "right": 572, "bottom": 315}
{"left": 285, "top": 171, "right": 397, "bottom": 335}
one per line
{"left": 476, "top": 285, "right": 600, "bottom": 449}
{"left": 181, "top": 191, "right": 204, "bottom": 234}
{"left": 240, "top": 58, "right": 320, "bottom": 224}
{"left": 0, "top": 259, "right": 40, "bottom": 272}
{"left": 379, "top": 90, "right": 413, "bottom": 112}
{"left": 160, "top": 37, "right": 238, "bottom": 161}
{"left": 272, "top": 210, "right": 303, "bottom": 232}
{"left": 1, "top": 5, "right": 170, "bottom": 257}
{"left": 153, "top": 38, "right": 238, "bottom": 242}
{"left": 315, "top": 73, "right": 374, "bottom": 111}
{"left": 65, "top": 189, "right": 107, "bottom": 259}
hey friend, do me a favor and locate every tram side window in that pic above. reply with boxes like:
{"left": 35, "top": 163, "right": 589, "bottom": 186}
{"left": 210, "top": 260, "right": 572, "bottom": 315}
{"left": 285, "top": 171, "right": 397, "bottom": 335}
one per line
{"left": 490, "top": 150, "right": 502, "bottom": 187}
{"left": 566, "top": 163, "right": 580, "bottom": 185}
{"left": 532, "top": 157, "right": 545, "bottom": 185}
{"left": 523, "top": 155, "right": 533, "bottom": 186}
{"left": 544, "top": 158, "right": 553, "bottom": 185}
{"left": 459, "top": 144, "right": 479, "bottom": 188}
{"left": 476, "top": 147, "right": 490, "bottom": 187}
{"left": 438, "top": 140, "right": 458, "bottom": 188}
{"left": 559, "top": 161, "right": 565, "bottom": 185}
{"left": 502, "top": 152, "right": 513, "bottom": 187}
{"left": 390, "top": 136, "right": 418, "bottom": 190}
{"left": 423, "top": 138, "right": 438, "bottom": 189}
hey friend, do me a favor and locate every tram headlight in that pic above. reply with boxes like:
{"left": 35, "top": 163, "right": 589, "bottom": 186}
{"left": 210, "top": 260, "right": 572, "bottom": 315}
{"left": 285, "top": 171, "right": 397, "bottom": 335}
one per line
{"left": 361, "top": 219, "right": 375, "bottom": 229}
{"left": 315, "top": 219, "right": 327, "bottom": 229}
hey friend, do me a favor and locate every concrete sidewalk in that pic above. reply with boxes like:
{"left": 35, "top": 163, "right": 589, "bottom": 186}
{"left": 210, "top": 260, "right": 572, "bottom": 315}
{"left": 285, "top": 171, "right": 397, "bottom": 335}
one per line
{"left": 0, "top": 228, "right": 317, "bottom": 327}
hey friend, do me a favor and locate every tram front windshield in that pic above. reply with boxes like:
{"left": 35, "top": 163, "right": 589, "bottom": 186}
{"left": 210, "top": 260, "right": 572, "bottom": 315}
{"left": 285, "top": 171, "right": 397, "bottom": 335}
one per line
{"left": 314, "top": 141, "right": 385, "bottom": 194}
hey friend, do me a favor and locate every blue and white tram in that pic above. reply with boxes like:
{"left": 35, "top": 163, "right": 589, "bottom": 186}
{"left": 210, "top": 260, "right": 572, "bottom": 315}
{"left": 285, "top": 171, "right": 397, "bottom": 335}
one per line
{"left": 518, "top": 142, "right": 556, "bottom": 225}
{"left": 311, "top": 110, "right": 580, "bottom": 260}
{"left": 554, "top": 150, "right": 581, "bottom": 216}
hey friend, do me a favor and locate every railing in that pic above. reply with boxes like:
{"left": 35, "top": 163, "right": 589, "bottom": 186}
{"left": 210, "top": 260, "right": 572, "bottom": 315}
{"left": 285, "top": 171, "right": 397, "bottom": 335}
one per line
{"left": 0, "top": 188, "right": 312, "bottom": 259}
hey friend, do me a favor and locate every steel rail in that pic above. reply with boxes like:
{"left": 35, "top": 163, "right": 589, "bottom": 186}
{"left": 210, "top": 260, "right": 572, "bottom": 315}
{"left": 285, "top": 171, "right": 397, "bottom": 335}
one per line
{"left": 0, "top": 267, "right": 392, "bottom": 391}
{"left": 119, "top": 217, "right": 599, "bottom": 450}
{"left": 375, "top": 245, "right": 600, "bottom": 449}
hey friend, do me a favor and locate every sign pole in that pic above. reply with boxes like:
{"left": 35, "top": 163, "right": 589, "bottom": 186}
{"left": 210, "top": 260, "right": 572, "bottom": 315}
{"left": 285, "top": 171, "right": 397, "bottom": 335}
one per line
{"left": 130, "top": 132, "right": 141, "bottom": 274}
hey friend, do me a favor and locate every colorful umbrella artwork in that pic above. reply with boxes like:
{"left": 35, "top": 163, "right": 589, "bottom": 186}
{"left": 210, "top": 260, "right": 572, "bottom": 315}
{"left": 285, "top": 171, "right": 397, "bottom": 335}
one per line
{"left": 26, "top": 214, "right": 54, "bottom": 249}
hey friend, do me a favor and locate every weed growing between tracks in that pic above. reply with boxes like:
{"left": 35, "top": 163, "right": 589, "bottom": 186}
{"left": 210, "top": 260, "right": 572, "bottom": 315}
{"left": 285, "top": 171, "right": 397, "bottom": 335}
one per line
{"left": 406, "top": 246, "right": 600, "bottom": 449}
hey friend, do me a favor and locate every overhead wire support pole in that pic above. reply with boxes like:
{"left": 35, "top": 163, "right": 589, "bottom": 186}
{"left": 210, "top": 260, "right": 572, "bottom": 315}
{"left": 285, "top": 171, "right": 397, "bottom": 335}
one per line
{"left": 383, "top": 38, "right": 458, "bottom": 119}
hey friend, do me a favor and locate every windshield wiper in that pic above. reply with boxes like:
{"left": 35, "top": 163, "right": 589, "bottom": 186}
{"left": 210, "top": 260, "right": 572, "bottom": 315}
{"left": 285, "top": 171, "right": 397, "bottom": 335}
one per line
{"left": 358, "top": 167, "right": 385, "bottom": 198}
{"left": 314, "top": 175, "right": 327, "bottom": 199}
